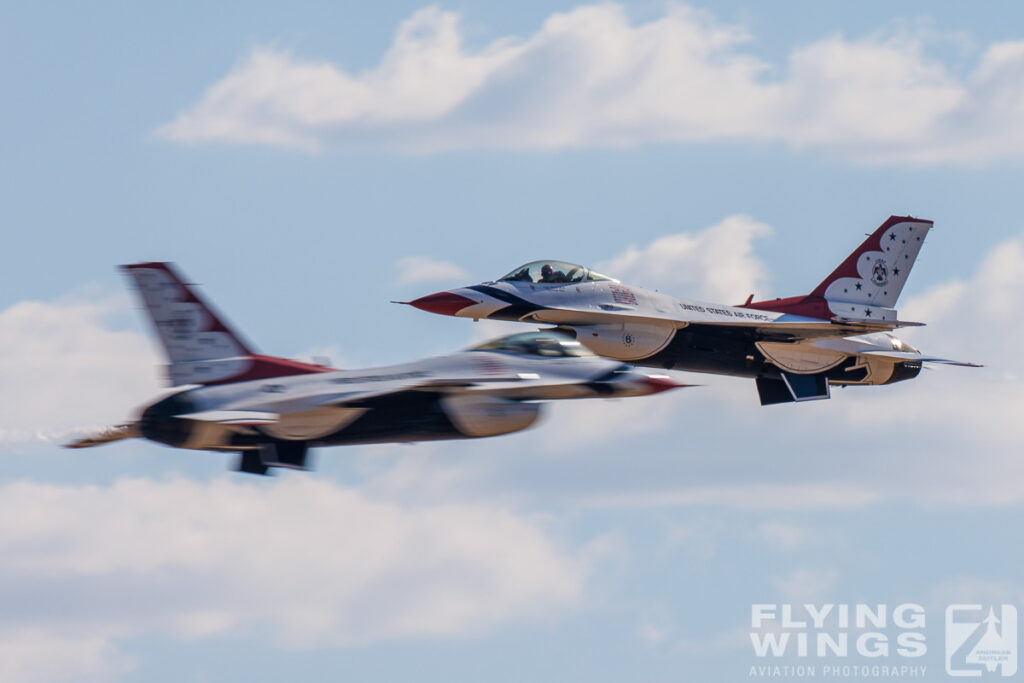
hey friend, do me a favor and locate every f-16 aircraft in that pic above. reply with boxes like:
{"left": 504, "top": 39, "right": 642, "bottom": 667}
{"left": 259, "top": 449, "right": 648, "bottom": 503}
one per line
{"left": 407, "top": 216, "right": 979, "bottom": 405}
{"left": 66, "top": 263, "right": 684, "bottom": 474}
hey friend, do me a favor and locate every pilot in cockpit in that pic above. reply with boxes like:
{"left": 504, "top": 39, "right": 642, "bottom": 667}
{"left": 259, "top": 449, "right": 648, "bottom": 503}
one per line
{"left": 539, "top": 264, "right": 566, "bottom": 283}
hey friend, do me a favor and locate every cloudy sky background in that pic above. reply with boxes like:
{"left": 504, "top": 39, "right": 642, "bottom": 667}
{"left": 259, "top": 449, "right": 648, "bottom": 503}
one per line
{"left": 3, "top": 2, "right": 1024, "bottom": 681}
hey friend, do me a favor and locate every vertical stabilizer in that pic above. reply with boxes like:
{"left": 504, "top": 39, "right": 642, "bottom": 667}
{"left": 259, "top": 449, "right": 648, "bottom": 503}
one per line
{"left": 122, "top": 262, "right": 330, "bottom": 386}
{"left": 743, "top": 216, "right": 932, "bottom": 321}
{"left": 809, "top": 215, "right": 932, "bottom": 308}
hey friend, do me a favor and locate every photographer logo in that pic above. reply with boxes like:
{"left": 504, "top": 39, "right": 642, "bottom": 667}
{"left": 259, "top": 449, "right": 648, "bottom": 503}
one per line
{"left": 946, "top": 605, "right": 1017, "bottom": 677}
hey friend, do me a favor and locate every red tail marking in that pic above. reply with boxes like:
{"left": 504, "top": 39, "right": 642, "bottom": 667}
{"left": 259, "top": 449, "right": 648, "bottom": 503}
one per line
{"left": 740, "top": 215, "right": 932, "bottom": 319}
{"left": 201, "top": 355, "right": 335, "bottom": 386}
{"left": 808, "top": 215, "right": 932, "bottom": 298}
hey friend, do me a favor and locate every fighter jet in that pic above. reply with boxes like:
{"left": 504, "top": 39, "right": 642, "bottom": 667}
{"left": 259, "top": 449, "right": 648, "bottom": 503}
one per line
{"left": 407, "top": 216, "right": 979, "bottom": 406}
{"left": 65, "top": 263, "right": 685, "bottom": 474}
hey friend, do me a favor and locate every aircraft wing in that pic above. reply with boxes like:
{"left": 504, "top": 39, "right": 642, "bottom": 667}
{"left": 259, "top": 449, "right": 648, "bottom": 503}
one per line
{"left": 314, "top": 373, "right": 570, "bottom": 407}
{"left": 522, "top": 305, "right": 920, "bottom": 342}
{"left": 178, "top": 410, "right": 279, "bottom": 425}
{"left": 169, "top": 375, "right": 564, "bottom": 426}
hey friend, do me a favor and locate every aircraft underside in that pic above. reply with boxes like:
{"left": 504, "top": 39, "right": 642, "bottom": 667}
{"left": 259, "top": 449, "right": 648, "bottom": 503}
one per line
{"left": 138, "top": 389, "right": 544, "bottom": 474}
{"left": 625, "top": 326, "right": 922, "bottom": 404}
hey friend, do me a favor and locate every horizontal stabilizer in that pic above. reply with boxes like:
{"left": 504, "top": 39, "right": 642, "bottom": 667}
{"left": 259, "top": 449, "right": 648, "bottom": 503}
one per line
{"left": 830, "top": 317, "right": 925, "bottom": 329}
{"left": 860, "top": 351, "right": 983, "bottom": 367}
{"left": 64, "top": 423, "right": 140, "bottom": 449}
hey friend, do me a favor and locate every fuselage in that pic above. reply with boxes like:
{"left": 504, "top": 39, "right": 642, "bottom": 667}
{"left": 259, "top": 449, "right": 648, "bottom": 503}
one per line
{"left": 412, "top": 278, "right": 923, "bottom": 387}
{"left": 69, "top": 263, "right": 691, "bottom": 474}
{"left": 135, "top": 345, "right": 676, "bottom": 452}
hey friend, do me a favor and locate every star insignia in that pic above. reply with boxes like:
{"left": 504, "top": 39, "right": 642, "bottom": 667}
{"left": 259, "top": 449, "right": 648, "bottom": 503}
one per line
{"left": 893, "top": 267, "right": 900, "bottom": 276}
{"left": 890, "top": 234, "right": 896, "bottom": 241}
{"left": 855, "top": 282, "right": 862, "bottom": 290}
{"left": 864, "top": 309, "right": 872, "bottom": 317}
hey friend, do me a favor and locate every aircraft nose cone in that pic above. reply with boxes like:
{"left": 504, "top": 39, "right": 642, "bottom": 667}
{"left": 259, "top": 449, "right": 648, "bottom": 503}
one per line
{"left": 408, "top": 291, "right": 477, "bottom": 316}
{"left": 639, "top": 375, "right": 687, "bottom": 394}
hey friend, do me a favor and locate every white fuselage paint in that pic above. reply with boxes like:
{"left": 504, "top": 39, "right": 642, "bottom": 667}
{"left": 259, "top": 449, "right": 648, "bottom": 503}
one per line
{"left": 446, "top": 281, "right": 924, "bottom": 383}
{"left": 138, "top": 349, "right": 663, "bottom": 450}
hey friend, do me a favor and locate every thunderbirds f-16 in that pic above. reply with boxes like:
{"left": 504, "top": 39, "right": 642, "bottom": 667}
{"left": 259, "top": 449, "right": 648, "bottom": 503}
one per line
{"left": 407, "top": 216, "right": 979, "bottom": 405}
{"left": 66, "top": 263, "right": 684, "bottom": 474}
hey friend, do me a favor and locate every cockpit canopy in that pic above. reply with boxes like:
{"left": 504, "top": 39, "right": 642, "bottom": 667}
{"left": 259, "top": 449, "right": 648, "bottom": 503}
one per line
{"left": 471, "top": 331, "right": 593, "bottom": 358}
{"left": 499, "top": 260, "right": 617, "bottom": 285}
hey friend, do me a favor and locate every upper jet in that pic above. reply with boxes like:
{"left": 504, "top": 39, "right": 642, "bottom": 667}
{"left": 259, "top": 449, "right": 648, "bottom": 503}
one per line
{"left": 407, "top": 216, "right": 980, "bottom": 405}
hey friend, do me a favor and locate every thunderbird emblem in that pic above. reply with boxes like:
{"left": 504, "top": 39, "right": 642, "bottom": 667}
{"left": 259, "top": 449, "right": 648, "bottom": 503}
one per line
{"left": 871, "top": 259, "right": 888, "bottom": 286}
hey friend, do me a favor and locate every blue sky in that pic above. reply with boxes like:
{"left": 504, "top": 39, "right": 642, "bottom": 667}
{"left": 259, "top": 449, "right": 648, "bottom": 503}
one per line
{"left": 2, "top": 2, "right": 1024, "bottom": 681}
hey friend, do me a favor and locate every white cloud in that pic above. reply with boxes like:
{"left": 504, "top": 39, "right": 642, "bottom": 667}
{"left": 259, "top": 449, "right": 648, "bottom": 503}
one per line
{"left": 771, "top": 568, "right": 839, "bottom": 604}
{"left": 0, "top": 296, "right": 160, "bottom": 446}
{"left": 578, "top": 483, "right": 882, "bottom": 510}
{"left": 0, "top": 630, "right": 134, "bottom": 683}
{"left": 674, "top": 625, "right": 752, "bottom": 656}
{"left": 596, "top": 214, "right": 772, "bottom": 303}
{"left": 0, "top": 476, "right": 586, "bottom": 675}
{"left": 395, "top": 255, "right": 469, "bottom": 286}
{"left": 844, "top": 237, "right": 1024, "bottom": 447}
{"left": 636, "top": 619, "right": 669, "bottom": 645}
{"left": 929, "top": 579, "right": 1024, "bottom": 611}
{"left": 758, "top": 521, "right": 807, "bottom": 550}
{"left": 157, "top": 4, "right": 1024, "bottom": 163}
{"left": 534, "top": 389, "right": 691, "bottom": 451}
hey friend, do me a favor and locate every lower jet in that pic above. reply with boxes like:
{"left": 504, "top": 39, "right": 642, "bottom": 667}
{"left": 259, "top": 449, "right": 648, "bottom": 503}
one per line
{"left": 66, "top": 263, "right": 685, "bottom": 474}
{"left": 407, "top": 216, "right": 979, "bottom": 406}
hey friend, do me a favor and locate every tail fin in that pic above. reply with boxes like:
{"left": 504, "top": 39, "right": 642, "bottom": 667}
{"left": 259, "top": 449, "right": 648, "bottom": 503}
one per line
{"left": 743, "top": 216, "right": 932, "bottom": 321}
{"left": 809, "top": 215, "right": 932, "bottom": 308}
{"left": 122, "top": 262, "right": 331, "bottom": 386}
